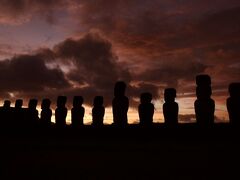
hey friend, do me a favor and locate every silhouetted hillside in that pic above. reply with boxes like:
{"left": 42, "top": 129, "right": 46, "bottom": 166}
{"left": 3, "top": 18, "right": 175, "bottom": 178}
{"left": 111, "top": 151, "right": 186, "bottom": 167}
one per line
{"left": 0, "top": 78, "right": 239, "bottom": 179}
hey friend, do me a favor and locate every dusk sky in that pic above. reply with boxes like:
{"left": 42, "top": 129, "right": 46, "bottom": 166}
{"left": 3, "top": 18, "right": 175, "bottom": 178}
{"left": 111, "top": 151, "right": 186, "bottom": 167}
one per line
{"left": 0, "top": 0, "right": 240, "bottom": 123}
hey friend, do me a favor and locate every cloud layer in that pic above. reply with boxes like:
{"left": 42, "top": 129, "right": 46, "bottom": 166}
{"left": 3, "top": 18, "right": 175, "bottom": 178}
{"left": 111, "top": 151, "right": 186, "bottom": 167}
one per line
{"left": 0, "top": 33, "right": 158, "bottom": 107}
{"left": 0, "top": 0, "right": 239, "bottom": 119}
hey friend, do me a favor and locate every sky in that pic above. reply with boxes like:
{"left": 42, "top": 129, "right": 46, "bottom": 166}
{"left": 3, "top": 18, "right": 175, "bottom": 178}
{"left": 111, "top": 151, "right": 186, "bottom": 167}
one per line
{"left": 0, "top": 0, "right": 240, "bottom": 124}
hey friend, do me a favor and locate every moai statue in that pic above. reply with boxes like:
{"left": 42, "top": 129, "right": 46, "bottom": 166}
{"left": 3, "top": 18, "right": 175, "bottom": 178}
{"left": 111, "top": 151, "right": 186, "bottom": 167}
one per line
{"left": 194, "top": 75, "right": 215, "bottom": 126}
{"left": 227, "top": 83, "right": 240, "bottom": 126}
{"left": 15, "top": 99, "right": 23, "bottom": 109}
{"left": 71, "top": 96, "right": 85, "bottom": 127}
{"left": 27, "top": 99, "right": 39, "bottom": 127}
{"left": 138, "top": 92, "right": 154, "bottom": 126}
{"left": 112, "top": 81, "right": 129, "bottom": 127}
{"left": 40, "top": 98, "right": 52, "bottom": 127}
{"left": 14, "top": 99, "right": 24, "bottom": 127}
{"left": 92, "top": 96, "right": 105, "bottom": 127}
{"left": 0, "top": 100, "right": 12, "bottom": 127}
{"left": 55, "top": 96, "right": 67, "bottom": 128}
{"left": 163, "top": 88, "right": 178, "bottom": 126}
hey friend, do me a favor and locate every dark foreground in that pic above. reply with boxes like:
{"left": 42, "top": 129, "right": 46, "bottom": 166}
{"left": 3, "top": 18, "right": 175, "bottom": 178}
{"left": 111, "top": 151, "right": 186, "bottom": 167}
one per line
{"left": 1, "top": 123, "right": 239, "bottom": 180}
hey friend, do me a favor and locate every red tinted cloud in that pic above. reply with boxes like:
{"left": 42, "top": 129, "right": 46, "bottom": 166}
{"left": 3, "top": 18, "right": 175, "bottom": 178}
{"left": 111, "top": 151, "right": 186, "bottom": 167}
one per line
{"left": 0, "top": 0, "right": 68, "bottom": 24}
{"left": 0, "top": 0, "right": 239, "bottom": 112}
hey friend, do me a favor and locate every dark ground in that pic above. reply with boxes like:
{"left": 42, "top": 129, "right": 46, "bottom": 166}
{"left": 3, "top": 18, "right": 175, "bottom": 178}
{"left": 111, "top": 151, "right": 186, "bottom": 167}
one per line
{"left": 0, "top": 123, "right": 239, "bottom": 179}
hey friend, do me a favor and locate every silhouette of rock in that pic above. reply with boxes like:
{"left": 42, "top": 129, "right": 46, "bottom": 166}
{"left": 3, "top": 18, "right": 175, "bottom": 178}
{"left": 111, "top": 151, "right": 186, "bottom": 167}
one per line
{"left": 227, "top": 82, "right": 240, "bottom": 125}
{"left": 92, "top": 96, "right": 105, "bottom": 127}
{"left": 40, "top": 99, "right": 52, "bottom": 127}
{"left": 163, "top": 88, "right": 178, "bottom": 126}
{"left": 138, "top": 92, "right": 154, "bottom": 126}
{"left": 55, "top": 96, "right": 67, "bottom": 128}
{"left": 71, "top": 96, "right": 85, "bottom": 127}
{"left": 194, "top": 75, "right": 215, "bottom": 126}
{"left": 112, "top": 81, "right": 129, "bottom": 126}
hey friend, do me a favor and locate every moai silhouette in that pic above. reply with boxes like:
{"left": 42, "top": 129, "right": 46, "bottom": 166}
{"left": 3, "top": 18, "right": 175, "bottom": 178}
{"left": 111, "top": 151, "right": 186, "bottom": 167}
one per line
{"left": 13, "top": 99, "right": 24, "bottom": 127}
{"left": 3, "top": 100, "right": 11, "bottom": 108}
{"left": 227, "top": 83, "right": 240, "bottom": 126}
{"left": 0, "top": 100, "right": 12, "bottom": 127}
{"left": 26, "top": 99, "right": 39, "bottom": 127}
{"left": 71, "top": 96, "right": 85, "bottom": 127}
{"left": 163, "top": 88, "right": 178, "bottom": 126}
{"left": 40, "top": 98, "right": 52, "bottom": 127}
{"left": 55, "top": 96, "right": 67, "bottom": 128}
{"left": 15, "top": 99, "right": 23, "bottom": 109}
{"left": 112, "top": 81, "right": 129, "bottom": 127}
{"left": 138, "top": 92, "right": 154, "bottom": 126}
{"left": 92, "top": 96, "right": 105, "bottom": 127}
{"left": 194, "top": 75, "right": 215, "bottom": 126}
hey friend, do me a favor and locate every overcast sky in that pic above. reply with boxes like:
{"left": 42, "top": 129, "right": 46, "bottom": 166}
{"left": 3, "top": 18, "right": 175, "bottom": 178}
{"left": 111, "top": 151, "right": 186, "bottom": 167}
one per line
{"left": 0, "top": 0, "right": 240, "bottom": 122}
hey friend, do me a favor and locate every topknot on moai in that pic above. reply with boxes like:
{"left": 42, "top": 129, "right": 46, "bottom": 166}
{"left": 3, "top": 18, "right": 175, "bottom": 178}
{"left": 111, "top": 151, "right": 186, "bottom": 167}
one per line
{"left": 196, "top": 74, "right": 211, "bottom": 86}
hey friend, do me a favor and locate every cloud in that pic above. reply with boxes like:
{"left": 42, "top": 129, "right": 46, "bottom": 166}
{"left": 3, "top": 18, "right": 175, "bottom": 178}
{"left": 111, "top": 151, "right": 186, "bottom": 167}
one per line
{"left": 0, "top": 0, "right": 68, "bottom": 25}
{"left": 73, "top": 1, "right": 240, "bottom": 99}
{"left": 134, "top": 52, "right": 208, "bottom": 89}
{"left": 178, "top": 114, "right": 196, "bottom": 123}
{"left": 53, "top": 33, "right": 131, "bottom": 103}
{"left": 0, "top": 32, "right": 141, "bottom": 107}
{"left": 0, "top": 32, "right": 163, "bottom": 107}
{"left": 0, "top": 1, "right": 240, "bottom": 115}
{"left": 54, "top": 33, "right": 130, "bottom": 87}
{"left": 0, "top": 54, "right": 70, "bottom": 94}
{"left": 77, "top": 1, "right": 240, "bottom": 48}
{"left": 0, "top": 44, "right": 13, "bottom": 58}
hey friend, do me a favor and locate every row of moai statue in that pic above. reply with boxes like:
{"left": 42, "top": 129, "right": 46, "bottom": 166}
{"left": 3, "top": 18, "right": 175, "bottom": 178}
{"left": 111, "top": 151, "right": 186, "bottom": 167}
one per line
{"left": 0, "top": 75, "right": 239, "bottom": 128}
{"left": 0, "top": 95, "right": 106, "bottom": 128}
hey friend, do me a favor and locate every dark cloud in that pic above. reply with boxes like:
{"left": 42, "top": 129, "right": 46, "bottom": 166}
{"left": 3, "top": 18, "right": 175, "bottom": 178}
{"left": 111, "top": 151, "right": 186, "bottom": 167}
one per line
{"left": 54, "top": 33, "right": 130, "bottom": 88}
{"left": 196, "top": 7, "right": 240, "bottom": 42}
{"left": 52, "top": 32, "right": 160, "bottom": 107}
{"left": 0, "top": 0, "right": 68, "bottom": 24}
{"left": 0, "top": 32, "right": 163, "bottom": 108}
{"left": 0, "top": 33, "right": 148, "bottom": 108}
{"left": 53, "top": 33, "right": 132, "bottom": 102}
{"left": 0, "top": 54, "right": 70, "bottom": 94}
{"left": 75, "top": 1, "right": 240, "bottom": 101}
{"left": 129, "top": 82, "right": 160, "bottom": 98}
{"left": 164, "top": 6, "right": 240, "bottom": 50}
{"left": 77, "top": 1, "right": 240, "bottom": 48}
{"left": 135, "top": 57, "right": 207, "bottom": 89}
{"left": 0, "top": 0, "right": 239, "bottom": 118}
{"left": 127, "top": 82, "right": 160, "bottom": 108}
